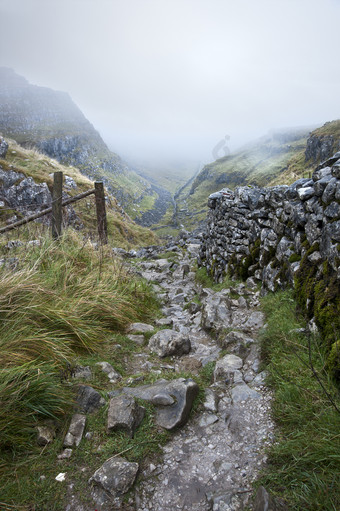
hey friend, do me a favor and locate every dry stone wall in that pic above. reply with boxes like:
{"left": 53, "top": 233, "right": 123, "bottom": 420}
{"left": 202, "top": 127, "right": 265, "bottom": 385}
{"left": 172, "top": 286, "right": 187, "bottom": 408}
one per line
{"left": 198, "top": 151, "right": 340, "bottom": 295}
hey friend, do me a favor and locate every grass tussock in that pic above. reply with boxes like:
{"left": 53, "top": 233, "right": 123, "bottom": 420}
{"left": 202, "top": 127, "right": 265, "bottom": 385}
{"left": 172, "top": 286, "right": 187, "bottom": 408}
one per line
{"left": 0, "top": 230, "right": 159, "bottom": 450}
{"left": 258, "top": 290, "right": 340, "bottom": 510}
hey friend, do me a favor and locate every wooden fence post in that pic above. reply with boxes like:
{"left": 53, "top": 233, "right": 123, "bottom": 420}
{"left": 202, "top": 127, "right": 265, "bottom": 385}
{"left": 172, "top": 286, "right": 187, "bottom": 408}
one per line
{"left": 94, "top": 182, "right": 108, "bottom": 245}
{"left": 52, "top": 171, "right": 63, "bottom": 239}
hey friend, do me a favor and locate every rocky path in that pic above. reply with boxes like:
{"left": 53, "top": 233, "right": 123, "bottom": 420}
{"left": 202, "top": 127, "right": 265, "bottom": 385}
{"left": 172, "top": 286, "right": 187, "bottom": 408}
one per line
{"left": 132, "top": 241, "right": 275, "bottom": 511}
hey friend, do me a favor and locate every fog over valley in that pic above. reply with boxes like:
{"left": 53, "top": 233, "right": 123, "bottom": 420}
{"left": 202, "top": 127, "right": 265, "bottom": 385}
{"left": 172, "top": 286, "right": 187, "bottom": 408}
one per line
{"left": 1, "top": 0, "right": 340, "bottom": 170}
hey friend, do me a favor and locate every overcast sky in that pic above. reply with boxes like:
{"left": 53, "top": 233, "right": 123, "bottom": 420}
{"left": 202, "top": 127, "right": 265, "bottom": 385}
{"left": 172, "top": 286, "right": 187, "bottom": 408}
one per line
{"left": 1, "top": 0, "right": 340, "bottom": 166}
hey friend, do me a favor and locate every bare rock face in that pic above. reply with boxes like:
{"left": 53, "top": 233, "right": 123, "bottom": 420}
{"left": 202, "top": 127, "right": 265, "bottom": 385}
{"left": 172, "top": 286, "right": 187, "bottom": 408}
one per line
{"left": 107, "top": 395, "right": 145, "bottom": 438}
{"left": 123, "top": 378, "right": 199, "bottom": 430}
{"left": 63, "top": 414, "right": 86, "bottom": 447}
{"left": 148, "top": 329, "right": 191, "bottom": 357}
{"left": 89, "top": 456, "right": 138, "bottom": 498}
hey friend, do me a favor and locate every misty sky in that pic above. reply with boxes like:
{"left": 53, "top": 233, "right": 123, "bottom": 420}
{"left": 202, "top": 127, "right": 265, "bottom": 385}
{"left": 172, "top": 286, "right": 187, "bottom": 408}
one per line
{"left": 1, "top": 0, "right": 340, "bottom": 165}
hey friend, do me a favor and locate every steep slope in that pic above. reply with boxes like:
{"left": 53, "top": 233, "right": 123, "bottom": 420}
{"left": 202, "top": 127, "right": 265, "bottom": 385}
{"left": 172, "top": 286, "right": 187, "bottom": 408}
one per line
{"left": 0, "top": 137, "right": 158, "bottom": 248}
{"left": 175, "top": 123, "right": 340, "bottom": 230}
{"left": 0, "top": 67, "right": 166, "bottom": 224}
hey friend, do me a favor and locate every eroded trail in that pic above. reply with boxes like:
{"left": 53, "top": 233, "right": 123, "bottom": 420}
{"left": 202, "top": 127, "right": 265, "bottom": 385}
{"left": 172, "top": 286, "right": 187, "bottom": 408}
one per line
{"left": 133, "top": 242, "right": 274, "bottom": 511}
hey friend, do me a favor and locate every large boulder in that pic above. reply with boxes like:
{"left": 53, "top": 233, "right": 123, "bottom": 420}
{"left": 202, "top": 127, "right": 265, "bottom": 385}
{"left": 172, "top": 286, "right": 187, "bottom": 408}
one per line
{"left": 107, "top": 395, "right": 145, "bottom": 438}
{"left": 123, "top": 378, "right": 199, "bottom": 430}
{"left": 148, "top": 329, "right": 191, "bottom": 357}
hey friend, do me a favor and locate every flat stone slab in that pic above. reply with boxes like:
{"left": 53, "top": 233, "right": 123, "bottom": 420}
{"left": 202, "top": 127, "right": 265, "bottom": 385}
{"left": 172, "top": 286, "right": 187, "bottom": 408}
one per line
{"left": 107, "top": 394, "right": 145, "bottom": 438}
{"left": 64, "top": 414, "right": 86, "bottom": 447}
{"left": 89, "top": 456, "right": 139, "bottom": 498}
{"left": 123, "top": 378, "right": 199, "bottom": 430}
{"left": 148, "top": 329, "right": 191, "bottom": 357}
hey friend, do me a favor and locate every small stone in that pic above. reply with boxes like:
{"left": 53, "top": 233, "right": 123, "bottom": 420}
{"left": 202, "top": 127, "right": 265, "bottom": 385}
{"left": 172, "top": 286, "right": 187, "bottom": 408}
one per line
{"left": 127, "top": 322, "right": 154, "bottom": 334}
{"left": 253, "top": 486, "right": 277, "bottom": 511}
{"left": 96, "top": 361, "right": 121, "bottom": 382}
{"left": 36, "top": 425, "right": 55, "bottom": 446}
{"left": 127, "top": 334, "right": 145, "bottom": 345}
{"left": 55, "top": 473, "right": 66, "bottom": 482}
{"left": 57, "top": 448, "right": 73, "bottom": 460}
{"left": 64, "top": 414, "right": 86, "bottom": 447}
{"left": 214, "top": 354, "right": 243, "bottom": 382}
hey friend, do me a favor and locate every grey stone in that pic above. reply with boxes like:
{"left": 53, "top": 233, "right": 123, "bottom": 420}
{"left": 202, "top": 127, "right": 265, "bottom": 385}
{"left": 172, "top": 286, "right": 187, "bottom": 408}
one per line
{"left": 148, "top": 329, "right": 191, "bottom": 357}
{"left": 201, "top": 292, "right": 231, "bottom": 331}
{"left": 297, "top": 186, "right": 314, "bottom": 200}
{"left": 324, "top": 201, "right": 340, "bottom": 218}
{"left": 73, "top": 365, "right": 92, "bottom": 380}
{"left": 89, "top": 456, "right": 138, "bottom": 498}
{"left": 127, "top": 334, "right": 145, "bottom": 345}
{"left": 231, "top": 383, "right": 261, "bottom": 402}
{"left": 57, "top": 448, "right": 73, "bottom": 459}
{"left": 253, "top": 486, "right": 277, "bottom": 511}
{"left": 199, "top": 413, "right": 219, "bottom": 427}
{"left": 64, "top": 414, "right": 86, "bottom": 447}
{"left": 155, "top": 317, "right": 173, "bottom": 327}
{"left": 36, "top": 425, "right": 55, "bottom": 446}
{"left": 77, "top": 385, "right": 105, "bottom": 414}
{"left": 203, "top": 388, "right": 219, "bottom": 413}
{"left": 96, "top": 361, "right": 121, "bottom": 382}
{"left": 107, "top": 395, "right": 145, "bottom": 438}
{"left": 123, "top": 378, "right": 199, "bottom": 430}
{"left": 214, "top": 354, "right": 243, "bottom": 382}
{"left": 127, "top": 322, "right": 154, "bottom": 334}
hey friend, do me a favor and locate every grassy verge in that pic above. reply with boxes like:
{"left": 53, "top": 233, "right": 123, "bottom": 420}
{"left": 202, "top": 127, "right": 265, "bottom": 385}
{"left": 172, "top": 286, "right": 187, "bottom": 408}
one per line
{"left": 257, "top": 290, "right": 340, "bottom": 510}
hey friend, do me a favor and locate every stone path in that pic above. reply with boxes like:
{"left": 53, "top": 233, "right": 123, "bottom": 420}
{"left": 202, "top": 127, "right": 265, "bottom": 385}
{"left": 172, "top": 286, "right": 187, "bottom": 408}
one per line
{"left": 132, "top": 242, "right": 275, "bottom": 511}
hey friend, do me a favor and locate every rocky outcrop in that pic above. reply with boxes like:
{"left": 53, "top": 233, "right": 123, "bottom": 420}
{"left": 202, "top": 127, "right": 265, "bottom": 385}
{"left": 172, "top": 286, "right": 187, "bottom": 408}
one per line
{"left": 0, "top": 163, "right": 82, "bottom": 228}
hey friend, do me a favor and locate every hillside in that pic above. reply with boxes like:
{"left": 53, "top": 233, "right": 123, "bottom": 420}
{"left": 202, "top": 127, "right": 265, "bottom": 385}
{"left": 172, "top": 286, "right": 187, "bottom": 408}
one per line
{"left": 0, "top": 67, "right": 171, "bottom": 225}
{"left": 0, "top": 137, "right": 158, "bottom": 249}
{"left": 175, "top": 122, "right": 340, "bottom": 230}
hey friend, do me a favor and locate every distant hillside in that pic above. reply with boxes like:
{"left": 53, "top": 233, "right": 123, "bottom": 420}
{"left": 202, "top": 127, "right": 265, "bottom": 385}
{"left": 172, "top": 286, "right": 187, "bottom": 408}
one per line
{"left": 0, "top": 137, "right": 158, "bottom": 249}
{"left": 175, "top": 123, "right": 340, "bottom": 229}
{"left": 0, "top": 67, "right": 171, "bottom": 225}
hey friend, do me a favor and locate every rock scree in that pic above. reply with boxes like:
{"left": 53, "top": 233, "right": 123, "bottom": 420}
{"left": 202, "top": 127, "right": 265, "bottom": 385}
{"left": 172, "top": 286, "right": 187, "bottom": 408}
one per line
{"left": 63, "top": 232, "right": 276, "bottom": 510}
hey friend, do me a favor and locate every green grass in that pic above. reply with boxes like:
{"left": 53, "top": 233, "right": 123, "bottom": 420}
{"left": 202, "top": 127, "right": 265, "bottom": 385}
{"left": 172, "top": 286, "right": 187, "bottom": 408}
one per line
{"left": 0, "top": 231, "right": 159, "bottom": 451}
{"left": 195, "top": 265, "right": 238, "bottom": 291}
{"left": 257, "top": 290, "right": 340, "bottom": 510}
